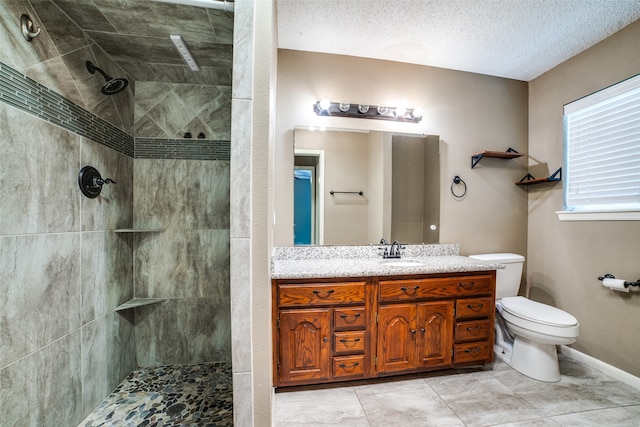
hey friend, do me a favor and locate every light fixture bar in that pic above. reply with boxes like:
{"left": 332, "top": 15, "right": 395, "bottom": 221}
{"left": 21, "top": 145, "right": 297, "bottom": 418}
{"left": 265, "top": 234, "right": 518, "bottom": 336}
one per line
{"left": 313, "top": 101, "right": 422, "bottom": 123}
{"left": 170, "top": 34, "right": 200, "bottom": 71}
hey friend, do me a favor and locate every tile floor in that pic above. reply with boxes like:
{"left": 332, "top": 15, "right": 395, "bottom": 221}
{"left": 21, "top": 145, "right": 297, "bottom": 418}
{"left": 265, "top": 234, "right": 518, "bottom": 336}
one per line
{"left": 274, "top": 355, "right": 640, "bottom": 426}
{"left": 79, "top": 362, "right": 232, "bottom": 427}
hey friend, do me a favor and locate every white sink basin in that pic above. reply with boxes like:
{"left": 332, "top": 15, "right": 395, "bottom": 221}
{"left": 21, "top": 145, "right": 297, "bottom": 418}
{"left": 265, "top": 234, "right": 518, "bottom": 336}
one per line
{"left": 380, "top": 259, "right": 425, "bottom": 267}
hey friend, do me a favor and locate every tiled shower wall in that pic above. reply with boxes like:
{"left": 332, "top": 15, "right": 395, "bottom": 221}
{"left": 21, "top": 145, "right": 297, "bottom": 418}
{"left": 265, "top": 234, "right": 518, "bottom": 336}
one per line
{"left": 0, "top": 2, "right": 137, "bottom": 424}
{"left": 0, "top": 2, "right": 231, "bottom": 425}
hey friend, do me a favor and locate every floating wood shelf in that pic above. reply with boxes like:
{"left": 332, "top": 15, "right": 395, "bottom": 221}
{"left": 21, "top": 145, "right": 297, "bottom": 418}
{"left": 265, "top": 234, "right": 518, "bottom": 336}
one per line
{"left": 115, "top": 298, "right": 165, "bottom": 311}
{"left": 471, "top": 148, "right": 523, "bottom": 168}
{"left": 516, "top": 167, "right": 562, "bottom": 186}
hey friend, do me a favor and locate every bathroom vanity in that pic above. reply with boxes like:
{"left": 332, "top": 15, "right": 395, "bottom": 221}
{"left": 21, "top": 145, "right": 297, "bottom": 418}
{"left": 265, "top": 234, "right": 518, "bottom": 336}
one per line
{"left": 271, "top": 245, "right": 500, "bottom": 387}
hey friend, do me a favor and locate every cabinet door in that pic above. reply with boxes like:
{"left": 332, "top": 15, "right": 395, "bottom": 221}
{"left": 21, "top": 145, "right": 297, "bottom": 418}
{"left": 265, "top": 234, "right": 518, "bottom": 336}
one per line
{"left": 279, "top": 308, "right": 331, "bottom": 384}
{"left": 416, "top": 301, "right": 454, "bottom": 368}
{"left": 377, "top": 304, "right": 416, "bottom": 373}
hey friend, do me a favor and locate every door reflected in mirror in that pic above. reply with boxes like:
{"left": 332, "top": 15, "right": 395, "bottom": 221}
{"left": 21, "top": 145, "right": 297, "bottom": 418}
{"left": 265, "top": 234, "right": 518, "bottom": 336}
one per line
{"left": 293, "top": 128, "right": 439, "bottom": 246}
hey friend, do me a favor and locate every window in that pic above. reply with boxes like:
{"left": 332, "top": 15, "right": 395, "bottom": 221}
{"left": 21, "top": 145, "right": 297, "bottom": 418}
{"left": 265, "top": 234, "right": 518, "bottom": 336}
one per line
{"left": 559, "top": 73, "right": 640, "bottom": 221}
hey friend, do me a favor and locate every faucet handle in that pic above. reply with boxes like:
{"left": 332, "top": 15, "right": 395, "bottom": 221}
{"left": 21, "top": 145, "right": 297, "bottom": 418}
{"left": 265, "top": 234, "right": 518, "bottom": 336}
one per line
{"left": 380, "top": 238, "right": 388, "bottom": 245}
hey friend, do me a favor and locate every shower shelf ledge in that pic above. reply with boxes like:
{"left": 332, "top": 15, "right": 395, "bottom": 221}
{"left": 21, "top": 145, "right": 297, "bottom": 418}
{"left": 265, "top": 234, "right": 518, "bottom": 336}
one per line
{"left": 114, "top": 228, "right": 165, "bottom": 233}
{"left": 115, "top": 298, "right": 165, "bottom": 311}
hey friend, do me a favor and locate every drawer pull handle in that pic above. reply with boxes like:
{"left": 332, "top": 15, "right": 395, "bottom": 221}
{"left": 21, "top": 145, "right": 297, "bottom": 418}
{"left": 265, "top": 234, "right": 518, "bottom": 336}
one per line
{"left": 400, "top": 285, "right": 420, "bottom": 292}
{"left": 338, "top": 362, "right": 360, "bottom": 368}
{"left": 458, "top": 281, "right": 476, "bottom": 290}
{"left": 312, "top": 289, "right": 335, "bottom": 297}
{"left": 466, "top": 303, "right": 484, "bottom": 310}
{"left": 465, "top": 326, "right": 483, "bottom": 332}
{"left": 464, "top": 347, "right": 482, "bottom": 354}
{"left": 339, "top": 338, "right": 361, "bottom": 343}
{"left": 340, "top": 313, "right": 362, "bottom": 319}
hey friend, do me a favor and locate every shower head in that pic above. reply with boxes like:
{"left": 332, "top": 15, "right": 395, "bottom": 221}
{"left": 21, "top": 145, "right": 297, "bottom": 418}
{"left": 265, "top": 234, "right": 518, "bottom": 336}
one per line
{"left": 86, "top": 61, "right": 129, "bottom": 95}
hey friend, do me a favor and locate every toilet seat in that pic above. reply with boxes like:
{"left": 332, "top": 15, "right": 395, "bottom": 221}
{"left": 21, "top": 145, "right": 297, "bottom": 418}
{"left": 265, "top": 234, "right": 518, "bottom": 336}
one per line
{"left": 501, "top": 296, "right": 578, "bottom": 327}
{"left": 498, "top": 296, "right": 579, "bottom": 340}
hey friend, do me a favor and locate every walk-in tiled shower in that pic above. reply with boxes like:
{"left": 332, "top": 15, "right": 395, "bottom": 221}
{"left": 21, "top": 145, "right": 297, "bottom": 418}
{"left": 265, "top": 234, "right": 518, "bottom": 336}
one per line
{"left": 0, "top": 1, "right": 233, "bottom": 425}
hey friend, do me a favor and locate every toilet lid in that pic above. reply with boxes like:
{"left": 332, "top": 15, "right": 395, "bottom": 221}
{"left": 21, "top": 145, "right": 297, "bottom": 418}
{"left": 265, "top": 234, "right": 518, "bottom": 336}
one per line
{"left": 500, "top": 296, "right": 578, "bottom": 327}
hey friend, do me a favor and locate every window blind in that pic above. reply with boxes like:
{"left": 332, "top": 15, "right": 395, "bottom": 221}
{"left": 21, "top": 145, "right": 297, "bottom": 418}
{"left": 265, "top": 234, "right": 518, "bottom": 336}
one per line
{"left": 563, "top": 74, "right": 640, "bottom": 213}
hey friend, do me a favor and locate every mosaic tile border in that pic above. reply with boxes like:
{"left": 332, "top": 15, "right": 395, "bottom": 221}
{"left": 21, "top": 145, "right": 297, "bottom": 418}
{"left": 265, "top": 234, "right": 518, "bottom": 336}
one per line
{"left": 135, "top": 138, "right": 230, "bottom": 161}
{"left": 0, "top": 62, "right": 230, "bottom": 161}
{"left": 0, "top": 61, "right": 134, "bottom": 157}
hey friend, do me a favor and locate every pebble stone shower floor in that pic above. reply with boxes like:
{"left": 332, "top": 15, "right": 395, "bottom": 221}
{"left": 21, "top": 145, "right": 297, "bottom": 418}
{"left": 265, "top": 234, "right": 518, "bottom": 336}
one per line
{"left": 79, "top": 362, "right": 233, "bottom": 427}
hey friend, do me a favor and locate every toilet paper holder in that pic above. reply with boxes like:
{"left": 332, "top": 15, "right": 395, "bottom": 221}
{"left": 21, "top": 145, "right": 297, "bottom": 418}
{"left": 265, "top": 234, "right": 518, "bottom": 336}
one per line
{"left": 597, "top": 274, "right": 640, "bottom": 288}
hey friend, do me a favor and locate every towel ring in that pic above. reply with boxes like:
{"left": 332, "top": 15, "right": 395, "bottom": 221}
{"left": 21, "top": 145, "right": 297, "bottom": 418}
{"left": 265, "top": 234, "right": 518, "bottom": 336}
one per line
{"left": 451, "top": 175, "right": 467, "bottom": 199}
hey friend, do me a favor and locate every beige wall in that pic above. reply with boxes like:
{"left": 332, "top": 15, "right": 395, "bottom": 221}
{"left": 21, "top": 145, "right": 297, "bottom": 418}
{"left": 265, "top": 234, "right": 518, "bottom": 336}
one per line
{"left": 528, "top": 20, "right": 640, "bottom": 377}
{"left": 275, "top": 50, "right": 529, "bottom": 258}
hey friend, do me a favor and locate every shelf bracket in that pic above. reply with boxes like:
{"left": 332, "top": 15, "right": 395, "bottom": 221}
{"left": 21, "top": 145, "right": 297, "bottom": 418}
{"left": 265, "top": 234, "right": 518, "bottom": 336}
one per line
{"left": 471, "top": 153, "right": 484, "bottom": 169}
{"left": 548, "top": 167, "right": 562, "bottom": 181}
{"left": 518, "top": 173, "right": 536, "bottom": 183}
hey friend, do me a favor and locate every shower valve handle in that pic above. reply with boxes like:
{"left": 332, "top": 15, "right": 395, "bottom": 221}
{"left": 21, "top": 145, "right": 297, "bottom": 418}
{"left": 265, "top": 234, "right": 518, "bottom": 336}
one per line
{"left": 94, "top": 177, "right": 116, "bottom": 186}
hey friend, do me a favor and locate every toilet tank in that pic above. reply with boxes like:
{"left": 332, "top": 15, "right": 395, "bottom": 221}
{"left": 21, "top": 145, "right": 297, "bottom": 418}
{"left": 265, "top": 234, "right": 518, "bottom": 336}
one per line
{"left": 469, "top": 253, "right": 525, "bottom": 299}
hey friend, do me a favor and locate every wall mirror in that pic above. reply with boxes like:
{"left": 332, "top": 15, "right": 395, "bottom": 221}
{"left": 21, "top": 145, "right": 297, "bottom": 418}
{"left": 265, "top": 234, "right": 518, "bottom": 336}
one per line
{"left": 293, "top": 128, "right": 440, "bottom": 246}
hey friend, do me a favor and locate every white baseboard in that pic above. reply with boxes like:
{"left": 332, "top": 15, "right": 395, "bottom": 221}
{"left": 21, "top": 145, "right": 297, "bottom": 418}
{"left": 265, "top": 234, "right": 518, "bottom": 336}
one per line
{"left": 560, "top": 345, "right": 640, "bottom": 391}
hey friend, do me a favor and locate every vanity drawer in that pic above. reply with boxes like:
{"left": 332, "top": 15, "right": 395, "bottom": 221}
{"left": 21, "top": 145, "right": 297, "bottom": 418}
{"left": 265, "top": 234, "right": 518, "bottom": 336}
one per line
{"left": 455, "top": 297, "right": 493, "bottom": 319}
{"left": 334, "top": 307, "right": 366, "bottom": 330}
{"left": 334, "top": 331, "right": 365, "bottom": 354}
{"left": 454, "top": 341, "right": 491, "bottom": 364}
{"left": 278, "top": 282, "right": 366, "bottom": 307}
{"left": 455, "top": 319, "right": 491, "bottom": 343}
{"left": 333, "top": 355, "right": 365, "bottom": 379}
{"left": 379, "top": 275, "right": 492, "bottom": 302}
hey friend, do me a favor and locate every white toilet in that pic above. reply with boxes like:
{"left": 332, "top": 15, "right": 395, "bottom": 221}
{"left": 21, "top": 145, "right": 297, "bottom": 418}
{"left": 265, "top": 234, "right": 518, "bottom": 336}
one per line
{"left": 469, "top": 253, "right": 579, "bottom": 382}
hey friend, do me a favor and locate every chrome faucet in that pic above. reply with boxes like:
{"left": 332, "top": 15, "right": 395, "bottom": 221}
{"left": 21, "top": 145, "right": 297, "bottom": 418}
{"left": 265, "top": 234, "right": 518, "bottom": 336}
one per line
{"left": 389, "top": 240, "right": 402, "bottom": 258}
{"left": 382, "top": 240, "right": 403, "bottom": 258}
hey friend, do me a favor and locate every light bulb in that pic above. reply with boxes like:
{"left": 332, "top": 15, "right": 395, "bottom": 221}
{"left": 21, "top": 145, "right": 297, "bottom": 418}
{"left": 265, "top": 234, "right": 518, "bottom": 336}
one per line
{"left": 412, "top": 107, "right": 424, "bottom": 119}
{"left": 358, "top": 104, "right": 369, "bottom": 113}
{"left": 319, "top": 98, "right": 331, "bottom": 111}
{"left": 339, "top": 102, "right": 350, "bottom": 112}
{"left": 395, "top": 104, "right": 406, "bottom": 117}
{"left": 377, "top": 104, "right": 388, "bottom": 115}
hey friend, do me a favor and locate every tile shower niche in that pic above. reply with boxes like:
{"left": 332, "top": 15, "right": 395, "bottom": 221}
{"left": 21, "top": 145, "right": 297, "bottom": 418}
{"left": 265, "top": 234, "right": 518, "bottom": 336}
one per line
{"left": 114, "top": 228, "right": 165, "bottom": 311}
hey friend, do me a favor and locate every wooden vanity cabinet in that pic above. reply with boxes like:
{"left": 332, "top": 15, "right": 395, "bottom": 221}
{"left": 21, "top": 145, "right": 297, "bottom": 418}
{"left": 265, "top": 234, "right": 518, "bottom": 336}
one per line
{"left": 273, "top": 270, "right": 495, "bottom": 387}
{"left": 273, "top": 279, "right": 372, "bottom": 387}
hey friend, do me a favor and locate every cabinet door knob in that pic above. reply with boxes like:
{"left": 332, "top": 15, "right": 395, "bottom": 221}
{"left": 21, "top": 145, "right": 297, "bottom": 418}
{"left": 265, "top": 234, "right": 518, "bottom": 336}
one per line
{"left": 420, "top": 328, "right": 426, "bottom": 333}
{"left": 323, "top": 336, "right": 328, "bottom": 342}
{"left": 410, "top": 329, "right": 416, "bottom": 335}
{"left": 458, "top": 281, "right": 475, "bottom": 290}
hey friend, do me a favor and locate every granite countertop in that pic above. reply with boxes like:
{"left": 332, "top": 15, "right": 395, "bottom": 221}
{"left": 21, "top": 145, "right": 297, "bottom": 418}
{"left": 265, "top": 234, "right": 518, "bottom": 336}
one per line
{"left": 271, "top": 244, "right": 503, "bottom": 280}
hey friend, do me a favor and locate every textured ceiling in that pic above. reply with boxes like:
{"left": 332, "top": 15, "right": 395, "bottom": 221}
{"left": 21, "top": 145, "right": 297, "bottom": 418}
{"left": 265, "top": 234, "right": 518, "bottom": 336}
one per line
{"left": 277, "top": 0, "right": 640, "bottom": 82}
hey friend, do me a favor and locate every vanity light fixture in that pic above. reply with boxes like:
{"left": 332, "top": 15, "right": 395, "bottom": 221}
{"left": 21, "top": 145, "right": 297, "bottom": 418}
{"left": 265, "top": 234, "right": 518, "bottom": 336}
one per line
{"left": 170, "top": 34, "right": 200, "bottom": 71}
{"left": 314, "top": 100, "right": 422, "bottom": 123}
